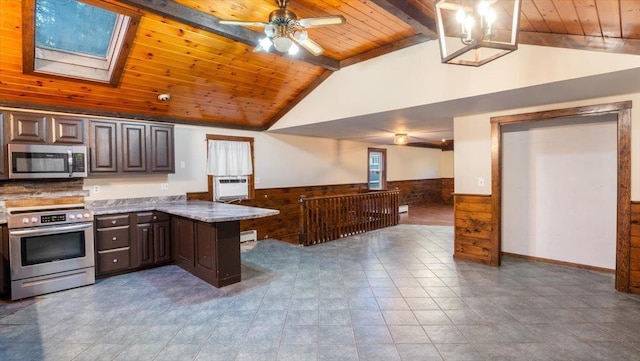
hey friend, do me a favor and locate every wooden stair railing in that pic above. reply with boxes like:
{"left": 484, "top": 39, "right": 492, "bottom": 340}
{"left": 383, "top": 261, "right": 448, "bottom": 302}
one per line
{"left": 299, "top": 190, "right": 400, "bottom": 246}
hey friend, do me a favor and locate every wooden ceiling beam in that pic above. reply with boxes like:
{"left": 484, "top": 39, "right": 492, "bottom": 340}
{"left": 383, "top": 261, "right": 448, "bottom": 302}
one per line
{"left": 369, "top": 0, "right": 438, "bottom": 39}
{"left": 518, "top": 31, "right": 640, "bottom": 55}
{"left": 118, "top": 0, "right": 340, "bottom": 71}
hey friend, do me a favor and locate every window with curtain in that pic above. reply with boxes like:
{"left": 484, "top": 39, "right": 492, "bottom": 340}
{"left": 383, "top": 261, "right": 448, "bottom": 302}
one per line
{"left": 206, "top": 140, "right": 253, "bottom": 176}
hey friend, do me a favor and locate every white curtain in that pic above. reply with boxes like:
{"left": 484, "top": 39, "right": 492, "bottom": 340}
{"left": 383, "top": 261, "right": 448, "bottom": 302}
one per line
{"left": 206, "top": 140, "right": 253, "bottom": 176}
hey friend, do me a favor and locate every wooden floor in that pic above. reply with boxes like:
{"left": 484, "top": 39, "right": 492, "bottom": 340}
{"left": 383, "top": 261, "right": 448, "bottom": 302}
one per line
{"left": 399, "top": 203, "right": 454, "bottom": 226}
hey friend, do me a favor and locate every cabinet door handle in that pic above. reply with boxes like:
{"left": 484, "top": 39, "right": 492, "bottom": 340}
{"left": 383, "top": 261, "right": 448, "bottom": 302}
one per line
{"left": 113, "top": 258, "right": 118, "bottom": 263}
{"left": 111, "top": 220, "right": 117, "bottom": 225}
{"left": 153, "top": 216, "right": 157, "bottom": 220}
{"left": 112, "top": 237, "right": 117, "bottom": 241}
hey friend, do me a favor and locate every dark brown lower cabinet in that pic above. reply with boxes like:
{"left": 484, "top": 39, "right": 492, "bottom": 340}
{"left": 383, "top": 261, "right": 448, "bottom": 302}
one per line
{"left": 135, "top": 212, "right": 171, "bottom": 268}
{"left": 154, "top": 221, "right": 171, "bottom": 263}
{"left": 137, "top": 223, "right": 154, "bottom": 267}
{"left": 0, "top": 225, "right": 8, "bottom": 296}
{"left": 172, "top": 216, "right": 241, "bottom": 288}
{"left": 95, "top": 214, "right": 132, "bottom": 276}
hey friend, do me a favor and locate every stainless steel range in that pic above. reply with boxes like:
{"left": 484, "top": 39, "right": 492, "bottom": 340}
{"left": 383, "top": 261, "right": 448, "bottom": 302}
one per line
{"left": 8, "top": 205, "right": 95, "bottom": 300}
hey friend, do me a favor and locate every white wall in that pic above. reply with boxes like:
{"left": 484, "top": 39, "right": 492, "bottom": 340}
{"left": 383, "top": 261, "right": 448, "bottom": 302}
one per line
{"left": 271, "top": 42, "right": 640, "bottom": 131}
{"left": 454, "top": 92, "right": 640, "bottom": 199}
{"left": 83, "top": 124, "right": 444, "bottom": 200}
{"left": 454, "top": 116, "right": 492, "bottom": 195}
{"left": 440, "top": 151, "right": 454, "bottom": 178}
{"left": 501, "top": 117, "right": 617, "bottom": 269}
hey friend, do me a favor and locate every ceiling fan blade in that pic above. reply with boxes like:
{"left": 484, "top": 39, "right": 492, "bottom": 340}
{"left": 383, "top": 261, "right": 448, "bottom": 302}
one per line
{"left": 293, "top": 36, "right": 324, "bottom": 56}
{"left": 298, "top": 15, "right": 346, "bottom": 28}
{"left": 218, "top": 20, "right": 268, "bottom": 27}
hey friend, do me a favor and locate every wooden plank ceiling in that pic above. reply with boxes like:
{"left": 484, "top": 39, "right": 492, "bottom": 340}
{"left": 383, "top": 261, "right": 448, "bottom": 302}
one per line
{"left": 0, "top": 0, "right": 638, "bottom": 130}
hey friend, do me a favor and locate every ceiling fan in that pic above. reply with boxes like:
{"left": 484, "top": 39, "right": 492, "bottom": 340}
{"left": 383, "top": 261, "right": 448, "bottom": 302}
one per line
{"left": 218, "top": 0, "right": 346, "bottom": 56}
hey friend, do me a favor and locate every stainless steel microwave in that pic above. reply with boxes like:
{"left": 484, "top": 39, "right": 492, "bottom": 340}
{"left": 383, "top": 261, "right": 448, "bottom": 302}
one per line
{"left": 8, "top": 144, "right": 88, "bottom": 179}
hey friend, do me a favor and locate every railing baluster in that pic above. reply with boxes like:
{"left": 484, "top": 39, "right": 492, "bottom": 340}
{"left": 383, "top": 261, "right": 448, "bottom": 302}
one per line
{"left": 299, "top": 190, "right": 399, "bottom": 246}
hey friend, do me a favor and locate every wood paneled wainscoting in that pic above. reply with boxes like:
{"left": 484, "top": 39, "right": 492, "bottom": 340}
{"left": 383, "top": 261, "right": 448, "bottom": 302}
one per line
{"left": 629, "top": 202, "right": 640, "bottom": 294}
{"left": 188, "top": 178, "right": 449, "bottom": 245}
{"left": 388, "top": 179, "right": 443, "bottom": 206}
{"left": 441, "top": 178, "right": 454, "bottom": 204}
{"left": 453, "top": 194, "right": 495, "bottom": 265}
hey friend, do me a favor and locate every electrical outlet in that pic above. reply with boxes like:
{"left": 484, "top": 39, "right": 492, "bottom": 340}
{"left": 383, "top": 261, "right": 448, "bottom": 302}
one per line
{"left": 93, "top": 185, "right": 100, "bottom": 194}
{"left": 478, "top": 177, "right": 485, "bottom": 187}
{"left": 180, "top": 161, "right": 186, "bottom": 169}
{"left": 161, "top": 183, "right": 169, "bottom": 191}
{"left": 255, "top": 177, "right": 261, "bottom": 184}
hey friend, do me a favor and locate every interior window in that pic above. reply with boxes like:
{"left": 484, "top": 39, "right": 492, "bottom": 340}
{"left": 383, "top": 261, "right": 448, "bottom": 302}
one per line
{"left": 23, "top": 0, "right": 140, "bottom": 85}
{"left": 368, "top": 148, "right": 386, "bottom": 190}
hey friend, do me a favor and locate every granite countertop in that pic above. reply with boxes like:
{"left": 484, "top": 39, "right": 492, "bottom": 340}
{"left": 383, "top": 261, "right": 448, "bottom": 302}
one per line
{"left": 89, "top": 200, "right": 279, "bottom": 223}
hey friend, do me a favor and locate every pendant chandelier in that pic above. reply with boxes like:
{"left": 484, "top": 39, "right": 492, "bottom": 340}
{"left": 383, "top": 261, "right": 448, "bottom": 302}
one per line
{"left": 434, "top": 0, "right": 522, "bottom": 66}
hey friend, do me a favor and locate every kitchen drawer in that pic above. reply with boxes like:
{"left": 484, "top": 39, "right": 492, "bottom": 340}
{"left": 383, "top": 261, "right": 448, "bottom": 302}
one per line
{"left": 96, "top": 226, "right": 130, "bottom": 251}
{"left": 97, "top": 248, "right": 130, "bottom": 274}
{"left": 136, "top": 211, "right": 169, "bottom": 223}
{"left": 96, "top": 214, "right": 130, "bottom": 228}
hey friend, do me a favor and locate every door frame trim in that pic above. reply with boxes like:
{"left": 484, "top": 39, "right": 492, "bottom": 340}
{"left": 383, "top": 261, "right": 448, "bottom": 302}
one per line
{"left": 490, "top": 101, "right": 632, "bottom": 292}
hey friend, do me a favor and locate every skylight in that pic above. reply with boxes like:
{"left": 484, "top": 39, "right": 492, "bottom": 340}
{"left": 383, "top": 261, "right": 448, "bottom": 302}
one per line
{"left": 23, "top": 0, "right": 140, "bottom": 86}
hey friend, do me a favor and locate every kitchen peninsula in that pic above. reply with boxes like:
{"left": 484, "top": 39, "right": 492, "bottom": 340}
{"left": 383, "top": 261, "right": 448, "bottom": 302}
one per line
{"left": 88, "top": 200, "right": 279, "bottom": 288}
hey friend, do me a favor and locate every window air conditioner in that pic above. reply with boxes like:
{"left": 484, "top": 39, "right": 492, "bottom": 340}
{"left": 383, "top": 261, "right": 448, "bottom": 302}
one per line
{"left": 214, "top": 176, "right": 249, "bottom": 201}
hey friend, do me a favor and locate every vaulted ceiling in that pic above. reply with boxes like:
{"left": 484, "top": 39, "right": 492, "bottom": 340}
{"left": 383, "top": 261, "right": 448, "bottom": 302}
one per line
{"left": 1, "top": 0, "right": 639, "bottom": 134}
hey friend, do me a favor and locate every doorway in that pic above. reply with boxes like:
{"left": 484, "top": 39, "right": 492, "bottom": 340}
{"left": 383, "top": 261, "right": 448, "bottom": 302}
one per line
{"left": 368, "top": 148, "right": 386, "bottom": 190}
{"left": 501, "top": 116, "right": 617, "bottom": 269}
{"left": 490, "top": 101, "right": 632, "bottom": 292}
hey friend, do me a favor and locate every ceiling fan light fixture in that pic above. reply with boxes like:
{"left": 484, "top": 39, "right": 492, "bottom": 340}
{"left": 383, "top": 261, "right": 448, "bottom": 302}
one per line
{"left": 219, "top": 0, "right": 345, "bottom": 57}
{"left": 258, "top": 37, "right": 273, "bottom": 51}
{"left": 287, "top": 42, "right": 299, "bottom": 55}
{"left": 292, "top": 30, "right": 308, "bottom": 43}
{"left": 264, "top": 24, "right": 276, "bottom": 37}
{"left": 394, "top": 134, "right": 408, "bottom": 145}
{"left": 273, "top": 36, "right": 293, "bottom": 52}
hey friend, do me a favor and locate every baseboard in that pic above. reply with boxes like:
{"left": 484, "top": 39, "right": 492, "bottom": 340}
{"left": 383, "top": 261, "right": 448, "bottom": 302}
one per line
{"left": 501, "top": 252, "right": 615, "bottom": 274}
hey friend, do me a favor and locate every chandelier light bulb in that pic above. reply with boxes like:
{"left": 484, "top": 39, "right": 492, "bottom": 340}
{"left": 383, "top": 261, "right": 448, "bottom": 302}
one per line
{"left": 463, "top": 15, "right": 474, "bottom": 44}
{"left": 477, "top": 1, "right": 490, "bottom": 16}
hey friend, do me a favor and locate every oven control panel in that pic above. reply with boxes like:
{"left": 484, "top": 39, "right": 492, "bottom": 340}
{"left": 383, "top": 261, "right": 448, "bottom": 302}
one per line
{"left": 8, "top": 209, "right": 94, "bottom": 229}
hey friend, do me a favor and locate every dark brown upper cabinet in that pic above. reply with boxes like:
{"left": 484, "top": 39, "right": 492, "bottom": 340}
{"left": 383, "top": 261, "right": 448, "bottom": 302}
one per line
{"left": 88, "top": 119, "right": 174, "bottom": 175}
{"left": 6, "top": 112, "right": 47, "bottom": 143}
{"left": 121, "top": 122, "right": 147, "bottom": 172}
{"left": 89, "top": 121, "right": 118, "bottom": 173}
{"left": 4, "top": 111, "right": 86, "bottom": 145}
{"left": 50, "top": 116, "right": 85, "bottom": 144}
{"left": 149, "top": 125, "right": 174, "bottom": 173}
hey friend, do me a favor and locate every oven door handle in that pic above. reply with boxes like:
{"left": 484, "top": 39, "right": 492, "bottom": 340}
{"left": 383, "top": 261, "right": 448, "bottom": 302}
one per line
{"left": 9, "top": 223, "right": 93, "bottom": 237}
